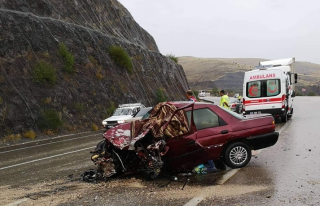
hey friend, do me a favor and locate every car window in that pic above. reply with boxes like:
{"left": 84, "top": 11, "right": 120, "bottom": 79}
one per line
{"left": 135, "top": 108, "right": 151, "bottom": 117}
{"left": 219, "top": 106, "right": 245, "bottom": 119}
{"left": 247, "top": 79, "right": 281, "bottom": 98}
{"left": 121, "top": 108, "right": 132, "bottom": 115}
{"left": 247, "top": 81, "right": 261, "bottom": 98}
{"left": 186, "top": 108, "right": 221, "bottom": 130}
{"left": 113, "top": 109, "right": 123, "bottom": 116}
{"left": 141, "top": 112, "right": 150, "bottom": 120}
{"left": 267, "top": 79, "right": 280, "bottom": 97}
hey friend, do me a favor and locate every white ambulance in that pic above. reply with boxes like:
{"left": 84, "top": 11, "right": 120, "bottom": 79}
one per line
{"left": 242, "top": 58, "right": 298, "bottom": 122}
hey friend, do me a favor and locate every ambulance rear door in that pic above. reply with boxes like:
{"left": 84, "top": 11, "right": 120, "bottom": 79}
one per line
{"left": 243, "top": 69, "right": 283, "bottom": 115}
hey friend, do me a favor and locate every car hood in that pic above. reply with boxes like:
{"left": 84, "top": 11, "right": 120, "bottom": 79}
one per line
{"left": 103, "top": 121, "right": 152, "bottom": 150}
{"left": 103, "top": 123, "right": 135, "bottom": 150}
{"left": 102, "top": 115, "right": 133, "bottom": 122}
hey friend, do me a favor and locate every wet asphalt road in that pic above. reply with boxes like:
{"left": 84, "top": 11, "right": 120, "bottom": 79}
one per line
{"left": 1, "top": 97, "right": 320, "bottom": 205}
{"left": 198, "top": 96, "right": 320, "bottom": 205}
{"left": 0, "top": 131, "right": 103, "bottom": 187}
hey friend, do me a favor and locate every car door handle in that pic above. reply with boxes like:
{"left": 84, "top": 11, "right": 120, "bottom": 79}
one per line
{"left": 221, "top": 130, "right": 229, "bottom": 134}
{"left": 187, "top": 140, "right": 196, "bottom": 146}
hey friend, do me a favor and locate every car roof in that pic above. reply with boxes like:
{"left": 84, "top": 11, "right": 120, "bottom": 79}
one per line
{"left": 169, "top": 101, "right": 215, "bottom": 108}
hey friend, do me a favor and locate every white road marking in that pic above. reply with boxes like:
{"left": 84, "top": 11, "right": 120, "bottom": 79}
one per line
{"left": 0, "top": 130, "right": 105, "bottom": 150}
{"left": 5, "top": 198, "right": 28, "bottom": 206}
{"left": 184, "top": 196, "right": 206, "bottom": 206}
{"left": 0, "top": 147, "right": 93, "bottom": 171}
{"left": 0, "top": 133, "right": 101, "bottom": 154}
{"left": 184, "top": 119, "right": 292, "bottom": 206}
{"left": 216, "top": 168, "right": 240, "bottom": 185}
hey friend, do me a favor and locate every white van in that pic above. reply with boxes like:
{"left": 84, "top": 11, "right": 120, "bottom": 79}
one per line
{"left": 242, "top": 58, "right": 298, "bottom": 122}
{"left": 198, "top": 90, "right": 206, "bottom": 97}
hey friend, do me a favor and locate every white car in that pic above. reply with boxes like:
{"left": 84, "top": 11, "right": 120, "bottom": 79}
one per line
{"left": 198, "top": 90, "right": 206, "bottom": 97}
{"left": 102, "top": 103, "right": 145, "bottom": 129}
{"left": 125, "top": 107, "right": 152, "bottom": 123}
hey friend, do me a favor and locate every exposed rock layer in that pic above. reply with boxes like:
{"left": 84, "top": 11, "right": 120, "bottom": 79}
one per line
{"left": 0, "top": 0, "right": 189, "bottom": 136}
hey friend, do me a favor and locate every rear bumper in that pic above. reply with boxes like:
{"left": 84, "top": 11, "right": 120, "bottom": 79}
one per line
{"left": 244, "top": 108, "right": 285, "bottom": 117}
{"left": 246, "top": 132, "right": 279, "bottom": 150}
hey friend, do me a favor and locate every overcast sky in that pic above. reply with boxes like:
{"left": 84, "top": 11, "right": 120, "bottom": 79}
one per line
{"left": 118, "top": 0, "right": 320, "bottom": 64}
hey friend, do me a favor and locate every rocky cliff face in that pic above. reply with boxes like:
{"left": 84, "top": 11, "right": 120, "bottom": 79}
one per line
{"left": 0, "top": 0, "right": 189, "bottom": 137}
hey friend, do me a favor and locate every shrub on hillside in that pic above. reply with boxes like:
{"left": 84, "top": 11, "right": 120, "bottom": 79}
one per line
{"left": 156, "top": 88, "right": 168, "bottom": 103}
{"left": 32, "top": 60, "right": 57, "bottom": 84}
{"left": 22, "top": 130, "right": 36, "bottom": 139}
{"left": 58, "top": 43, "right": 75, "bottom": 74}
{"left": 74, "top": 102, "right": 85, "bottom": 114}
{"left": 106, "top": 102, "right": 116, "bottom": 117}
{"left": 166, "top": 54, "right": 178, "bottom": 63}
{"left": 108, "top": 45, "right": 133, "bottom": 75}
{"left": 38, "top": 109, "right": 63, "bottom": 131}
{"left": 91, "top": 123, "right": 99, "bottom": 131}
{"left": 2, "top": 134, "right": 22, "bottom": 143}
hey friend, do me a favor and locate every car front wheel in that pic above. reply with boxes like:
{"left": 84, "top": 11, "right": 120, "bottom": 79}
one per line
{"left": 224, "top": 142, "right": 251, "bottom": 168}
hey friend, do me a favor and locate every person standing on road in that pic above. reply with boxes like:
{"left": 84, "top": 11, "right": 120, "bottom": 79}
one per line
{"left": 238, "top": 94, "right": 242, "bottom": 102}
{"left": 220, "top": 90, "right": 230, "bottom": 110}
{"left": 186, "top": 90, "right": 197, "bottom": 102}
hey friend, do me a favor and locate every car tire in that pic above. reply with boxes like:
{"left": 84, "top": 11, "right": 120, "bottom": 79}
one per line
{"left": 224, "top": 142, "right": 251, "bottom": 168}
{"left": 288, "top": 108, "right": 293, "bottom": 119}
{"left": 281, "top": 112, "right": 288, "bottom": 122}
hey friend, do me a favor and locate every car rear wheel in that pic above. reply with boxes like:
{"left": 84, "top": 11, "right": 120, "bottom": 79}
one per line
{"left": 224, "top": 142, "right": 251, "bottom": 168}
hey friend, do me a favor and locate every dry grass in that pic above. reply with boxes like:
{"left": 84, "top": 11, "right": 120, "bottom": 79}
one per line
{"left": 96, "top": 66, "right": 104, "bottom": 80}
{"left": 41, "top": 130, "right": 55, "bottom": 135}
{"left": 2, "top": 134, "right": 22, "bottom": 143}
{"left": 179, "top": 56, "right": 320, "bottom": 87}
{"left": 91, "top": 123, "right": 99, "bottom": 131}
{"left": 22, "top": 130, "right": 36, "bottom": 140}
{"left": 43, "top": 97, "right": 52, "bottom": 104}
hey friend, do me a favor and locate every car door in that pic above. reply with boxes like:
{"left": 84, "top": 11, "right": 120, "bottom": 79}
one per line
{"left": 165, "top": 106, "right": 204, "bottom": 169}
{"left": 166, "top": 132, "right": 204, "bottom": 169}
{"left": 192, "top": 108, "right": 231, "bottom": 163}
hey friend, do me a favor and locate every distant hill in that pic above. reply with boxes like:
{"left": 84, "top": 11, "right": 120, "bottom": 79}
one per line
{"left": 179, "top": 56, "right": 320, "bottom": 95}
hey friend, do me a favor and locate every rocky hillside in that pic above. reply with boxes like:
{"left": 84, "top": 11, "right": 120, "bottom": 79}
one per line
{"left": 180, "top": 56, "right": 320, "bottom": 95}
{"left": 0, "top": 0, "right": 189, "bottom": 138}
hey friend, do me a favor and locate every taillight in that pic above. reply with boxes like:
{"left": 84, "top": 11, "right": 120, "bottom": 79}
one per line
{"left": 282, "top": 94, "right": 286, "bottom": 108}
{"left": 231, "top": 103, "right": 236, "bottom": 108}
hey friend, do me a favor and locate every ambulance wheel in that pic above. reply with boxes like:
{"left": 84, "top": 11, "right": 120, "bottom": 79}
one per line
{"left": 288, "top": 108, "right": 293, "bottom": 119}
{"left": 281, "top": 113, "right": 288, "bottom": 123}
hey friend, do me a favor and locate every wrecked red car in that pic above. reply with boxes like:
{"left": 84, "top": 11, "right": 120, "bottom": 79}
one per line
{"left": 89, "top": 101, "right": 279, "bottom": 180}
